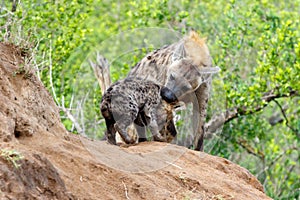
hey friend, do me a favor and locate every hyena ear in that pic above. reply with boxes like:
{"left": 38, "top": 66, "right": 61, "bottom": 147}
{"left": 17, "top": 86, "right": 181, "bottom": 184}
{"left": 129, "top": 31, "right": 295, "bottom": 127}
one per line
{"left": 171, "top": 41, "right": 186, "bottom": 62}
{"left": 160, "top": 87, "right": 178, "bottom": 104}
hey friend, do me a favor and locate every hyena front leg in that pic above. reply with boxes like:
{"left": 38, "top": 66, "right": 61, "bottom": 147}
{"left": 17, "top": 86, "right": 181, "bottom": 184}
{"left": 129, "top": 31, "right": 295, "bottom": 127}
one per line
{"left": 193, "top": 82, "right": 210, "bottom": 151}
{"left": 134, "top": 110, "right": 150, "bottom": 142}
{"left": 148, "top": 109, "right": 165, "bottom": 142}
{"left": 135, "top": 125, "right": 147, "bottom": 142}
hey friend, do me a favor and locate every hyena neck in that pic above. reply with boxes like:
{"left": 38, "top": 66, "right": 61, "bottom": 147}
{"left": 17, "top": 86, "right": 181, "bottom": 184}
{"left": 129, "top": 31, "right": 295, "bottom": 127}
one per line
{"left": 127, "top": 43, "right": 179, "bottom": 85}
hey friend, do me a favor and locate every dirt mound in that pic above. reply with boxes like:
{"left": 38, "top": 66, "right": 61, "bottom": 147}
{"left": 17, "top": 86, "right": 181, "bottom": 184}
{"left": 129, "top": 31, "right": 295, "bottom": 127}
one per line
{"left": 0, "top": 151, "right": 74, "bottom": 199}
{"left": 0, "top": 43, "right": 272, "bottom": 200}
{"left": 0, "top": 43, "right": 65, "bottom": 143}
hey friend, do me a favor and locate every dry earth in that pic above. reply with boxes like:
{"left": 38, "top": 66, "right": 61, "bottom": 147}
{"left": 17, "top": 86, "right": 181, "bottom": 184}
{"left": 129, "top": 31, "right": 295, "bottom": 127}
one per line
{"left": 0, "top": 42, "right": 272, "bottom": 200}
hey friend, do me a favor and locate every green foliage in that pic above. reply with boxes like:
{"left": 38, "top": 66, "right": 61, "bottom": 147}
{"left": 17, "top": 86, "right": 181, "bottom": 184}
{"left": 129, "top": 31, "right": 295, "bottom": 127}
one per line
{"left": 1, "top": 0, "right": 299, "bottom": 199}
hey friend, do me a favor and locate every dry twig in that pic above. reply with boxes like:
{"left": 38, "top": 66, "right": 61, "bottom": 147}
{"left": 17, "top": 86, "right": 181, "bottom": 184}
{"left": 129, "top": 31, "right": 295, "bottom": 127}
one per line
{"left": 122, "top": 181, "right": 130, "bottom": 200}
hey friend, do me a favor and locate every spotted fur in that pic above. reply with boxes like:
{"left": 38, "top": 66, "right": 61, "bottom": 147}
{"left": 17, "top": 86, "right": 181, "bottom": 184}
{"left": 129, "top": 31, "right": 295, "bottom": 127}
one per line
{"left": 100, "top": 78, "right": 179, "bottom": 145}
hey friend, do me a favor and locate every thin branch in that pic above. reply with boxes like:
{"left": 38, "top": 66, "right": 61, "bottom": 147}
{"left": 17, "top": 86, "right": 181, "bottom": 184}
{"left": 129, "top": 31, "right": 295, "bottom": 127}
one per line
{"left": 69, "top": 93, "right": 74, "bottom": 110}
{"left": 60, "top": 106, "right": 83, "bottom": 134}
{"left": 273, "top": 99, "right": 299, "bottom": 138}
{"left": 257, "top": 146, "right": 298, "bottom": 177}
{"left": 95, "top": 119, "right": 105, "bottom": 125}
{"left": 79, "top": 91, "right": 90, "bottom": 136}
{"left": 260, "top": 146, "right": 299, "bottom": 190}
{"left": 276, "top": 165, "right": 296, "bottom": 197}
{"left": 11, "top": 0, "right": 17, "bottom": 12}
{"left": 60, "top": 96, "right": 84, "bottom": 135}
{"left": 1, "top": 0, "right": 5, "bottom": 12}
{"left": 30, "top": 37, "right": 44, "bottom": 80}
{"left": 49, "top": 40, "right": 59, "bottom": 106}
{"left": 233, "top": 88, "right": 298, "bottom": 121}
{"left": 236, "top": 138, "right": 265, "bottom": 160}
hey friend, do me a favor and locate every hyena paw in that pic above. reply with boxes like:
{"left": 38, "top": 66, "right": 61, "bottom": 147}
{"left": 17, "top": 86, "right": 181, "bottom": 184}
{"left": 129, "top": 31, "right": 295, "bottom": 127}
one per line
{"left": 123, "top": 135, "right": 136, "bottom": 144}
{"left": 153, "top": 134, "right": 166, "bottom": 142}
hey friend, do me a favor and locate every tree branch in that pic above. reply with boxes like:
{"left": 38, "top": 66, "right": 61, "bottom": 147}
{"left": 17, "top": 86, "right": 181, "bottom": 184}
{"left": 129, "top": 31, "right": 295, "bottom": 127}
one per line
{"left": 89, "top": 52, "right": 111, "bottom": 95}
{"left": 236, "top": 138, "right": 265, "bottom": 159}
{"left": 268, "top": 104, "right": 287, "bottom": 126}
{"left": 205, "top": 88, "right": 299, "bottom": 138}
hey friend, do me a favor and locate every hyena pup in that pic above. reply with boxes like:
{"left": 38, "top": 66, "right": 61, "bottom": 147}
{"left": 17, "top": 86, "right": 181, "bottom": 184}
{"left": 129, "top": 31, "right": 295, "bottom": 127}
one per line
{"left": 100, "top": 78, "right": 180, "bottom": 145}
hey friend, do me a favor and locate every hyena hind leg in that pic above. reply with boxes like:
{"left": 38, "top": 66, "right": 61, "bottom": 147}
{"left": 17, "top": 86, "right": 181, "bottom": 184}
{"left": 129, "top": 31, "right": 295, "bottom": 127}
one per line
{"left": 103, "top": 115, "right": 117, "bottom": 145}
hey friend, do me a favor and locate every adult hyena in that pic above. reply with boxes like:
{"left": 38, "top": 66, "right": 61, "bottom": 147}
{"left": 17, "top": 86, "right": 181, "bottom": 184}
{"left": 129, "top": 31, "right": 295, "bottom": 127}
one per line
{"left": 100, "top": 78, "right": 180, "bottom": 145}
{"left": 128, "top": 31, "right": 216, "bottom": 151}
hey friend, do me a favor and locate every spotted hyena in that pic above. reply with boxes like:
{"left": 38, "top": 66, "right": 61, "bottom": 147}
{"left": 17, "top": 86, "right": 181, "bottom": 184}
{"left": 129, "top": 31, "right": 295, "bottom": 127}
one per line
{"left": 128, "top": 31, "right": 219, "bottom": 150}
{"left": 100, "top": 78, "right": 180, "bottom": 145}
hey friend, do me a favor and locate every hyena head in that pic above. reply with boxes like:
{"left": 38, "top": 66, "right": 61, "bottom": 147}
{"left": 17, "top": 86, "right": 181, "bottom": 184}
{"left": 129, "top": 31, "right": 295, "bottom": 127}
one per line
{"left": 165, "top": 58, "right": 220, "bottom": 100}
{"left": 165, "top": 59, "right": 201, "bottom": 99}
{"left": 164, "top": 31, "right": 217, "bottom": 100}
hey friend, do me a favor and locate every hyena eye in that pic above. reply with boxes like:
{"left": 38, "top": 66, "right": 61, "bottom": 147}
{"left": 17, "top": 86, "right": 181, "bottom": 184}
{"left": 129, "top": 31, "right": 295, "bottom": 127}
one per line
{"left": 201, "top": 62, "right": 208, "bottom": 67}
